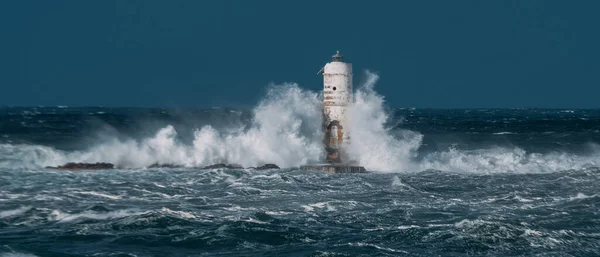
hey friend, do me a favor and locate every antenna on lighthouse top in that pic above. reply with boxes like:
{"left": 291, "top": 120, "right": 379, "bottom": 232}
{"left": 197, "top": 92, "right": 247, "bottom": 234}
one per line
{"left": 332, "top": 50, "right": 344, "bottom": 62}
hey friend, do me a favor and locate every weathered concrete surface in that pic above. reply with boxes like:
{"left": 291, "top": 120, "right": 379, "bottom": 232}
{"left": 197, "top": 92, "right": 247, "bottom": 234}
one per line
{"left": 320, "top": 51, "right": 353, "bottom": 163}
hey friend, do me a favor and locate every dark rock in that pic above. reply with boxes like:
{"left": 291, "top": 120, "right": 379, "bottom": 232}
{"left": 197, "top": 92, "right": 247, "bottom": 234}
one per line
{"left": 48, "top": 162, "right": 114, "bottom": 170}
{"left": 253, "top": 164, "right": 280, "bottom": 170}
{"left": 148, "top": 163, "right": 183, "bottom": 169}
{"left": 202, "top": 163, "right": 227, "bottom": 169}
{"left": 201, "top": 163, "right": 243, "bottom": 169}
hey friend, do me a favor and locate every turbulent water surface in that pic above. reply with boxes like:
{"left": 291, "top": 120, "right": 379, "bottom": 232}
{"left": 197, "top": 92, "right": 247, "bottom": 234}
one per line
{"left": 2, "top": 82, "right": 600, "bottom": 256}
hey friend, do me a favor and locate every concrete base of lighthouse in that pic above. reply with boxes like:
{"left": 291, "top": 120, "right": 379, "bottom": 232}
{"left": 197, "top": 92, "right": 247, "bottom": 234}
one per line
{"left": 300, "top": 164, "right": 367, "bottom": 174}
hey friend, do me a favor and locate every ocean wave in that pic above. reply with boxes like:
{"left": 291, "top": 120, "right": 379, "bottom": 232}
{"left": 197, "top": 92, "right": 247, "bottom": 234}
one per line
{"left": 569, "top": 192, "right": 598, "bottom": 201}
{"left": 0, "top": 72, "right": 423, "bottom": 172}
{"left": 1, "top": 74, "right": 599, "bottom": 174}
{"left": 493, "top": 131, "right": 516, "bottom": 135}
{"left": 2, "top": 139, "right": 599, "bottom": 174}
{"left": 49, "top": 209, "right": 146, "bottom": 223}
{"left": 419, "top": 147, "right": 600, "bottom": 173}
{"left": 0, "top": 84, "right": 324, "bottom": 169}
{"left": 346, "top": 71, "right": 422, "bottom": 172}
{"left": 0, "top": 253, "right": 39, "bottom": 257}
{"left": 75, "top": 191, "right": 122, "bottom": 200}
{"left": 348, "top": 242, "right": 409, "bottom": 254}
{"left": 0, "top": 206, "right": 32, "bottom": 219}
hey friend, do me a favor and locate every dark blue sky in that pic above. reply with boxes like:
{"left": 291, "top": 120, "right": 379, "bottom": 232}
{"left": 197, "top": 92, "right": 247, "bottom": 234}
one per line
{"left": 1, "top": 1, "right": 599, "bottom": 108}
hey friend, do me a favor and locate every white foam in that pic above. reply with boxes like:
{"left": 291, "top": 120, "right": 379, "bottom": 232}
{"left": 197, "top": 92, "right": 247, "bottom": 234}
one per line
{"left": 0, "top": 74, "right": 421, "bottom": 171}
{"left": 76, "top": 191, "right": 122, "bottom": 200}
{"left": 264, "top": 211, "right": 292, "bottom": 216}
{"left": 0, "top": 144, "right": 68, "bottom": 169}
{"left": 153, "top": 183, "right": 166, "bottom": 188}
{"left": 523, "top": 229, "right": 543, "bottom": 237}
{"left": 348, "top": 242, "right": 409, "bottom": 254}
{"left": 160, "top": 207, "right": 196, "bottom": 219}
{"left": 419, "top": 146, "right": 600, "bottom": 173}
{"left": 0, "top": 253, "right": 39, "bottom": 257}
{"left": 398, "top": 225, "right": 420, "bottom": 230}
{"left": 570, "top": 192, "right": 596, "bottom": 200}
{"left": 0, "top": 206, "right": 31, "bottom": 218}
{"left": 454, "top": 218, "right": 492, "bottom": 228}
{"left": 493, "top": 132, "right": 515, "bottom": 135}
{"left": 49, "top": 209, "right": 144, "bottom": 223}
{"left": 303, "top": 202, "right": 336, "bottom": 212}
{"left": 346, "top": 71, "right": 422, "bottom": 172}
{"left": 0, "top": 84, "right": 324, "bottom": 169}
{"left": 513, "top": 195, "right": 534, "bottom": 203}
{"left": 1, "top": 73, "right": 600, "bottom": 174}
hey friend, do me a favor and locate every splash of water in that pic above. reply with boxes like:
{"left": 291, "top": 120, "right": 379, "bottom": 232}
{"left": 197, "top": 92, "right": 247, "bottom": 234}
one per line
{"left": 188, "top": 84, "right": 324, "bottom": 168}
{"left": 0, "top": 84, "right": 323, "bottom": 169}
{"left": 346, "top": 71, "right": 422, "bottom": 172}
{"left": 2, "top": 72, "right": 600, "bottom": 173}
{"left": 419, "top": 146, "right": 600, "bottom": 173}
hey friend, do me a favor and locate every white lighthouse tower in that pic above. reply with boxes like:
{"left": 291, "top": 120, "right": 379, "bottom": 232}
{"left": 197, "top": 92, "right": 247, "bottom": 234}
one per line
{"left": 318, "top": 51, "right": 352, "bottom": 163}
{"left": 301, "top": 51, "right": 366, "bottom": 173}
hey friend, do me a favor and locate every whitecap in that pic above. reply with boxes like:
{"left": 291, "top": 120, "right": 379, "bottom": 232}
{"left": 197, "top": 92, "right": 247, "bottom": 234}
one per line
{"left": 493, "top": 131, "right": 515, "bottom": 135}
{"left": 161, "top": 207, "right": 196, "bottom": 219}
{"left": 522, "top": 229, "right": 543, "bottom": 237}
{"left": 570, "top": 192, "right": 596, "bottom": 200}
{"left": 76, "top": 191, "right": 121, "bottom": 200}
{"left": 0, "top": 253, "right": 39, "bottom": 257}
{"left": 2, "top": 73, "right": 599, "bottom": 175}
{"left": 348, "top": 242, "right": 409, "bottom": 254}
{"left": 0, "top": 206, "right": 32, "bottom": 218}
{"left": 397, "top": 225, "right": 420, "bottom": 230}
{"left": 49, "top": 209, "right": 144, "bottom": 223}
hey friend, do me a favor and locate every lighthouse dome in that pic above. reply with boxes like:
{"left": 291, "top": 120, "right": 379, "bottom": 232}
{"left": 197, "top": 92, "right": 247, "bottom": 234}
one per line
{"left": 332, "top": 50, "right": 344, "bottom": 62}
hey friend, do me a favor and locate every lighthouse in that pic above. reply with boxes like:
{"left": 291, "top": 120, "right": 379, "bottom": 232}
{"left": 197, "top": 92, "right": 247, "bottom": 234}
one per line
{"left": 318, "top": 51, "right": 352, "bottom": 163}
{"left": 301, "top": 51, "right": 366, "bottom": 173}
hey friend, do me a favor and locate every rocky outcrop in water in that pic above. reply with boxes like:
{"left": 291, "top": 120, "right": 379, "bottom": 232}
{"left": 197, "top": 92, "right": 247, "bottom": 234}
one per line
{"left": 48, "top": 162, "right": 280, "bottom": 170}
{"left": 47, "top": 162, "right": 114, "bottom": 170}
{"left": 201, "top": 163, "right": 244, "bottom": 169}
{"left": 147, "top": 163, "right": 184, "bottom": 169}
{"left": 252, "top": 164, "right": 280, "bottom": 170}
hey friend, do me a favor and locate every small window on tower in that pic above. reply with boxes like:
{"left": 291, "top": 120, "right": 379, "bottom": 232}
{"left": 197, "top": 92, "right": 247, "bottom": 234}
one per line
{"left": 333, "top": 87, "right": 337, "bottom": 91}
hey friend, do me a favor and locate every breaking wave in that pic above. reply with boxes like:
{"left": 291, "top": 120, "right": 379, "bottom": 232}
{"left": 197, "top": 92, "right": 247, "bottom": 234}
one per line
{"left": 1, "top": 71, "right": 600, "bottom": 173}
{"left": 346, "top": 71, "right": 422, "bottom": 172}
{"left": 0, "top": 85, "right": 324, "bottom": 169}
{"left": 419, "top": 146, "right": 600, "bottom": 173}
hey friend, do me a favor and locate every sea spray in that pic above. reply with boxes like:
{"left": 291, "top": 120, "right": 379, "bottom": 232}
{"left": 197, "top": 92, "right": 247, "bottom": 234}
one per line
{"left": 418, "top": 146, "right": 600, "bottom": 173}
{"left": 0, "top": 143, "right": 68, "bottom": 169}
{"left": 57, "top": 74, "right": 421, "bottom": 170}
{"left": 346, "top": 71, "right": 423, "bottom": 172}
{"left": 2, "top": 75, "right": 600, "bottom": 173}
{"left": 0, "top": 84, "right": 324, "bottom": 169}
{"left": 189, "top": 84, "right": 324, "bottom": 167}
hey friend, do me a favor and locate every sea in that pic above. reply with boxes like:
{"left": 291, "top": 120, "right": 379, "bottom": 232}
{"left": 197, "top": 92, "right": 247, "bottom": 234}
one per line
{"left": 1, "top": 76, "right": 600, "bottom": 256}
